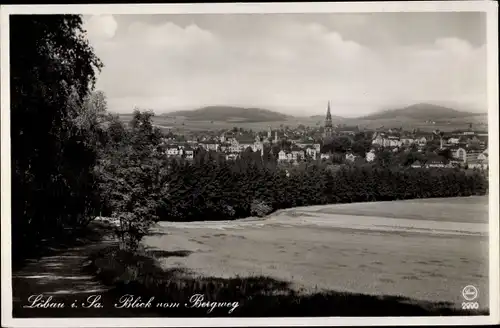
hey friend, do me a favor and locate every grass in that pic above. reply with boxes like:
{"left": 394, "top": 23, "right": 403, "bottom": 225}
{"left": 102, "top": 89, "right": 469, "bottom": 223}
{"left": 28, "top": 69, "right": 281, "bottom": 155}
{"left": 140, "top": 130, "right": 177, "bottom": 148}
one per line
{"left": 86, "top": 245, "right": 488, "bottom": 317}
{"left": 310, "top": 196, "right": 489, "bottom": 223}
{"left": 150, "top": 196, "right": 489, "bottom": 309}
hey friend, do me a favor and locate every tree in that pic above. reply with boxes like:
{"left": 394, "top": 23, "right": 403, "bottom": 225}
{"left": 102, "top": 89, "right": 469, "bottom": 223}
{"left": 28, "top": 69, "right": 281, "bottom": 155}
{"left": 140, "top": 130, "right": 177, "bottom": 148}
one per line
{"left": 437, "top": 148, "right": 453, "bottom": 161}
{"left": 10, "top": 15, "right": 103, "bottom": 258}
{"left": 401, "top": 151, "right": 424, "bottom": 167}
{"left": 376, "top": 149, "right": 394, "bottom": 167}
{"left": 322, "top": 136, "right": 352, "bottom": 154}
{"left": 99, "top": 110, "right": 165, "bottom": 250}
{"left": 351, "top": 137, "right": 372, "bottom": 157}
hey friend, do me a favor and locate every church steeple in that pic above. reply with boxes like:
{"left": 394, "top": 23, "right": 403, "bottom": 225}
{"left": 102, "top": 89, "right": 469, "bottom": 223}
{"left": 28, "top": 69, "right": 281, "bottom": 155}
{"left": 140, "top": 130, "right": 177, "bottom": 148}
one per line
{"left": 325, "top": 101, "right": 332, "bottom": 126}
{"left": 324, "top": 101, "right": 333, "bottom": 138}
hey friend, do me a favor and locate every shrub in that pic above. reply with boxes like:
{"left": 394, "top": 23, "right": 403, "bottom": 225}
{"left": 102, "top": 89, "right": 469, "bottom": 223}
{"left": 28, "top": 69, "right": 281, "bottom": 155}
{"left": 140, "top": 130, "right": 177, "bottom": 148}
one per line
{"left": 250, "top": 200, "right": 273, "bottom": 217}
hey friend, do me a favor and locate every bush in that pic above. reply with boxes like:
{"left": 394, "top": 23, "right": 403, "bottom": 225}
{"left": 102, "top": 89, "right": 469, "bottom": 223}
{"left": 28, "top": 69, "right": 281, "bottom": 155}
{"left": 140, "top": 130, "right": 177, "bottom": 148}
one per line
{"left": 250, "top": 200, "right": 273, "bottom": 218}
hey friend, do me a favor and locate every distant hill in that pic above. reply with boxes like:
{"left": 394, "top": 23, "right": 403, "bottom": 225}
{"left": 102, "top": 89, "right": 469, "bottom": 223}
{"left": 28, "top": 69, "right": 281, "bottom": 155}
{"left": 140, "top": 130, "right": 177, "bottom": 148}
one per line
{"left": 359, "top": 103, "right": 483, "bottom": 121}
{"left": 164, "top": 106, "right": 290, "bottom": 122}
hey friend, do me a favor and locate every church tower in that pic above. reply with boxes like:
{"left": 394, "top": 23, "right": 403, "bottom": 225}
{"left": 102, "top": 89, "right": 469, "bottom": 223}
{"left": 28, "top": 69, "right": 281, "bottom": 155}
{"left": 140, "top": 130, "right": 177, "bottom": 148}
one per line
{"left": 324, "top": 101, "right": 333, "bottom": 138}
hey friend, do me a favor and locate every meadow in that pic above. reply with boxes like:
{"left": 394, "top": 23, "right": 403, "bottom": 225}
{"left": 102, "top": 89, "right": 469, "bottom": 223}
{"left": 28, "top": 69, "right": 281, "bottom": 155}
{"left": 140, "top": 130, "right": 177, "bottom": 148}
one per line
{"left": 143, "top": 196, "right": 489, "bottom": 311}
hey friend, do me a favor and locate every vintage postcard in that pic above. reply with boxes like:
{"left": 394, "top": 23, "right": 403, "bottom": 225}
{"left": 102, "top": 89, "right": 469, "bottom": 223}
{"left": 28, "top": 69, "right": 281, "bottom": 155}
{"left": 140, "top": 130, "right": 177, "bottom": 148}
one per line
{"left": 1, "top": 1, "right": 499, "bottom": 327}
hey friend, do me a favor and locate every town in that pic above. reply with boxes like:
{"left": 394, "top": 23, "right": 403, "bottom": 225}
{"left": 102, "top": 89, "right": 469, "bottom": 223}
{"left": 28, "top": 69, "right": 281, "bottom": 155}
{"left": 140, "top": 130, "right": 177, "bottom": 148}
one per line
{"left": 154, "top": 102, "right": 489, "bottom": 170}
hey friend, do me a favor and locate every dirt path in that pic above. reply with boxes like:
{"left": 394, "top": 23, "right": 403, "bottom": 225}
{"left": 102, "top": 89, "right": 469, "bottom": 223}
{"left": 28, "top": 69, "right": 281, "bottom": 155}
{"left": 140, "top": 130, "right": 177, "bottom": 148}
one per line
{"left": 11, "top": 224, "right": 138, "bottom": 318}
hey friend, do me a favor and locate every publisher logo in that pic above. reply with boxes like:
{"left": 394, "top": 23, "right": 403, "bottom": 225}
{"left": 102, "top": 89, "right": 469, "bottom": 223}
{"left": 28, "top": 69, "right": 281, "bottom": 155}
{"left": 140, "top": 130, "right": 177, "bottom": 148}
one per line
{"left": 462, "top": 285, "right": 478, "bottom": 301}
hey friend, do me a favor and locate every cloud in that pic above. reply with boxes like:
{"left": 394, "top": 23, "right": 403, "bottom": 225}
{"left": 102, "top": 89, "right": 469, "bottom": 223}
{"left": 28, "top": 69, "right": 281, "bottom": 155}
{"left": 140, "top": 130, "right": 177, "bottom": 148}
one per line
{"left": 127, "top": 21, "right": 217, "bottom": 49}
{"left": 84, "top": 15, "right": 118, "bottom": 40}
{"left": 85, "top": 16, "right": 486, "bottom": 117}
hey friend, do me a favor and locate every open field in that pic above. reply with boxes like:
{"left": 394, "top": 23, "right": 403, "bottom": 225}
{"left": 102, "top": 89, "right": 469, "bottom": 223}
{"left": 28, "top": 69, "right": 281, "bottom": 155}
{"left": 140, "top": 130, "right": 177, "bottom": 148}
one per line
{"left": 144, "top": 196, "right": 489, "bottom": 311}
{"left": 117, "top": 114, "right": 487, "bottom": 133}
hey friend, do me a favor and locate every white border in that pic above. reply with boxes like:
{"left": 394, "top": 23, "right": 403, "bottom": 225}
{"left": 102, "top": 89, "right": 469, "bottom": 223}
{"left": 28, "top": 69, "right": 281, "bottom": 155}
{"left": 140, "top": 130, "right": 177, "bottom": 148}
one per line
{"left": 1, "top": 2, "right": 499, "bottom": 327}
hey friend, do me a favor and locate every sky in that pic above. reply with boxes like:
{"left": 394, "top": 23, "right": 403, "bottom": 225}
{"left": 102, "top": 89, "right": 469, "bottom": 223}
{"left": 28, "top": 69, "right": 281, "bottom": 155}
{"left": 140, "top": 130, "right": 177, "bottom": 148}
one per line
{"left": 83, "top": 12, "right": 487, "bottom": 117}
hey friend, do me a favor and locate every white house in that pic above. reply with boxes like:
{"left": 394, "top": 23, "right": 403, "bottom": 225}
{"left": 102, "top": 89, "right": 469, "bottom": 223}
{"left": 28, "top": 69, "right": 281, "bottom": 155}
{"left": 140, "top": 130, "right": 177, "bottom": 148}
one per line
{"left": 291, "top": 150, "right": 304, "bottom": 161}
{"left": 425, "top": 160, "right": 447, "bottom": 168}
{"left": 184, "top": 148, "right": 194, "bottom": 160}
{"left": 278, "top": 150, "right": 287, "bottom": 161}
{"left": 200, "top": 141, "right": 220, "bottom": 152}
{"left": 345, "top": 152, "right": 357, "bottom": 162}
{"left": 166, "top": 146, "right": 181, "bottom": 156}
{"left": 411, "top": 160, "right": 423, "bottom": 168}
{"left": 372, "top": 134, "right": 401, "bottom": 148}
{"left": 466, "top": 150, "right": 483, "bottom": 163}
{"left": 417, "top": 137, "right": 427, "bottom": 146}
{"left": 454, "top": 147, "right": 467, "bottom": 162}
{"left": 468, "top": 157, "right": 488, "bottom": 170}
{"left": 252, "top": 136, "right": 264, "bottom": 153}
{"left": 400, "top": 138, "right": 415, "bottom": 145}
{"left": 477, "top": 152, "right": 488, "bottom": 161}
{"left": 306, "top": 147, "right": 317, "bottom": 160}
{"left": 365, "top": 149, "right": 376, "bottom": 162}
{"left": 320, "top": 153, "right": 331, "bottom": 160}
{"left": 372, "top": 135, "right": 385, "bottom": 146}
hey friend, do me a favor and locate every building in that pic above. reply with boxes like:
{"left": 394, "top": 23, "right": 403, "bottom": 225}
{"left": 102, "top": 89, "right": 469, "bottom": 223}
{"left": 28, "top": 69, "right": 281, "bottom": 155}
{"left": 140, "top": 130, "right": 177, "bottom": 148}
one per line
{"left": 305, "top": 147, "right": 318, "bottom": 160}
{"left": 290, "top": 146, "right": 305, "bottom": 161}
{"left": 452, "top": 147, "right": 485, "bottom": 164}
{"left": 454, "top": 147, "right": 467, "bottom": 162}
{"left": 324, "top": 101, "right": 333, "bottom": 138}
{"left": 278, "top": 150, "right": 287, "bottom": 161}
{"left": 365, "top": 149, "right": 376, "bottom": 162}
{"left": 345, "top": 152, "right": 357, "bottom": 162}
{"left": 320, "top": 153, "right": 331, "bottom": 160}
{"left": 183, "top": 147, "right": 194, "bottom": 160}
{"left": 468, "top": 158, "right": 488, "bottom": 170}
{"left": 466, "top": 149, "right": 483, "bottom": 163}
{"left": 166, "top": 145, "right": 181, "bottom": 157}
{"left": 252, "top": 135, "right": 264, "bottom": 153}
{"left": 411, "top": 160, "right": 423, "bottom": 168}
{"left": 199, "top": 140, "right": 220, "bottom": 152}
{"left": 417, "top": 137, "right": 427, "bottom": 147}
{"left": 371, "top": 132, "right": 385, "bottom": 146}
{"left": 371, "top": 133, "right": 402, "bottom": 148}
{"left": 278, "top": 148, "right": 305, "bottom": 162}
{"left": 477, "top": 148, "right": 488, "bottom": 161}
{"left": 425, "top": 160, "right": 447, "bottom": 168}
{"left": 400, "top": 138, "right": 415, "bottom": 146}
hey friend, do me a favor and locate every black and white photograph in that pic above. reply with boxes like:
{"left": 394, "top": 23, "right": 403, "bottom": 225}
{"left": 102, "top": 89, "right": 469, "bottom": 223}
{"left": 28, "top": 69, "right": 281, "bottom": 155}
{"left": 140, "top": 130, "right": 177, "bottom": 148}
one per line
{"left": 1, "top": 2, "right": 499, "bottom": 327}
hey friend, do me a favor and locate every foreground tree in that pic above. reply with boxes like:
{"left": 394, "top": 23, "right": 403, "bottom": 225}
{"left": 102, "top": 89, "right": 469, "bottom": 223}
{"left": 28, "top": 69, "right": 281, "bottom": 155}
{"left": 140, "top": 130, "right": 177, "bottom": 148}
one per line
{"left": 10, "top": 15, "right": 103, "bottom": 258}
